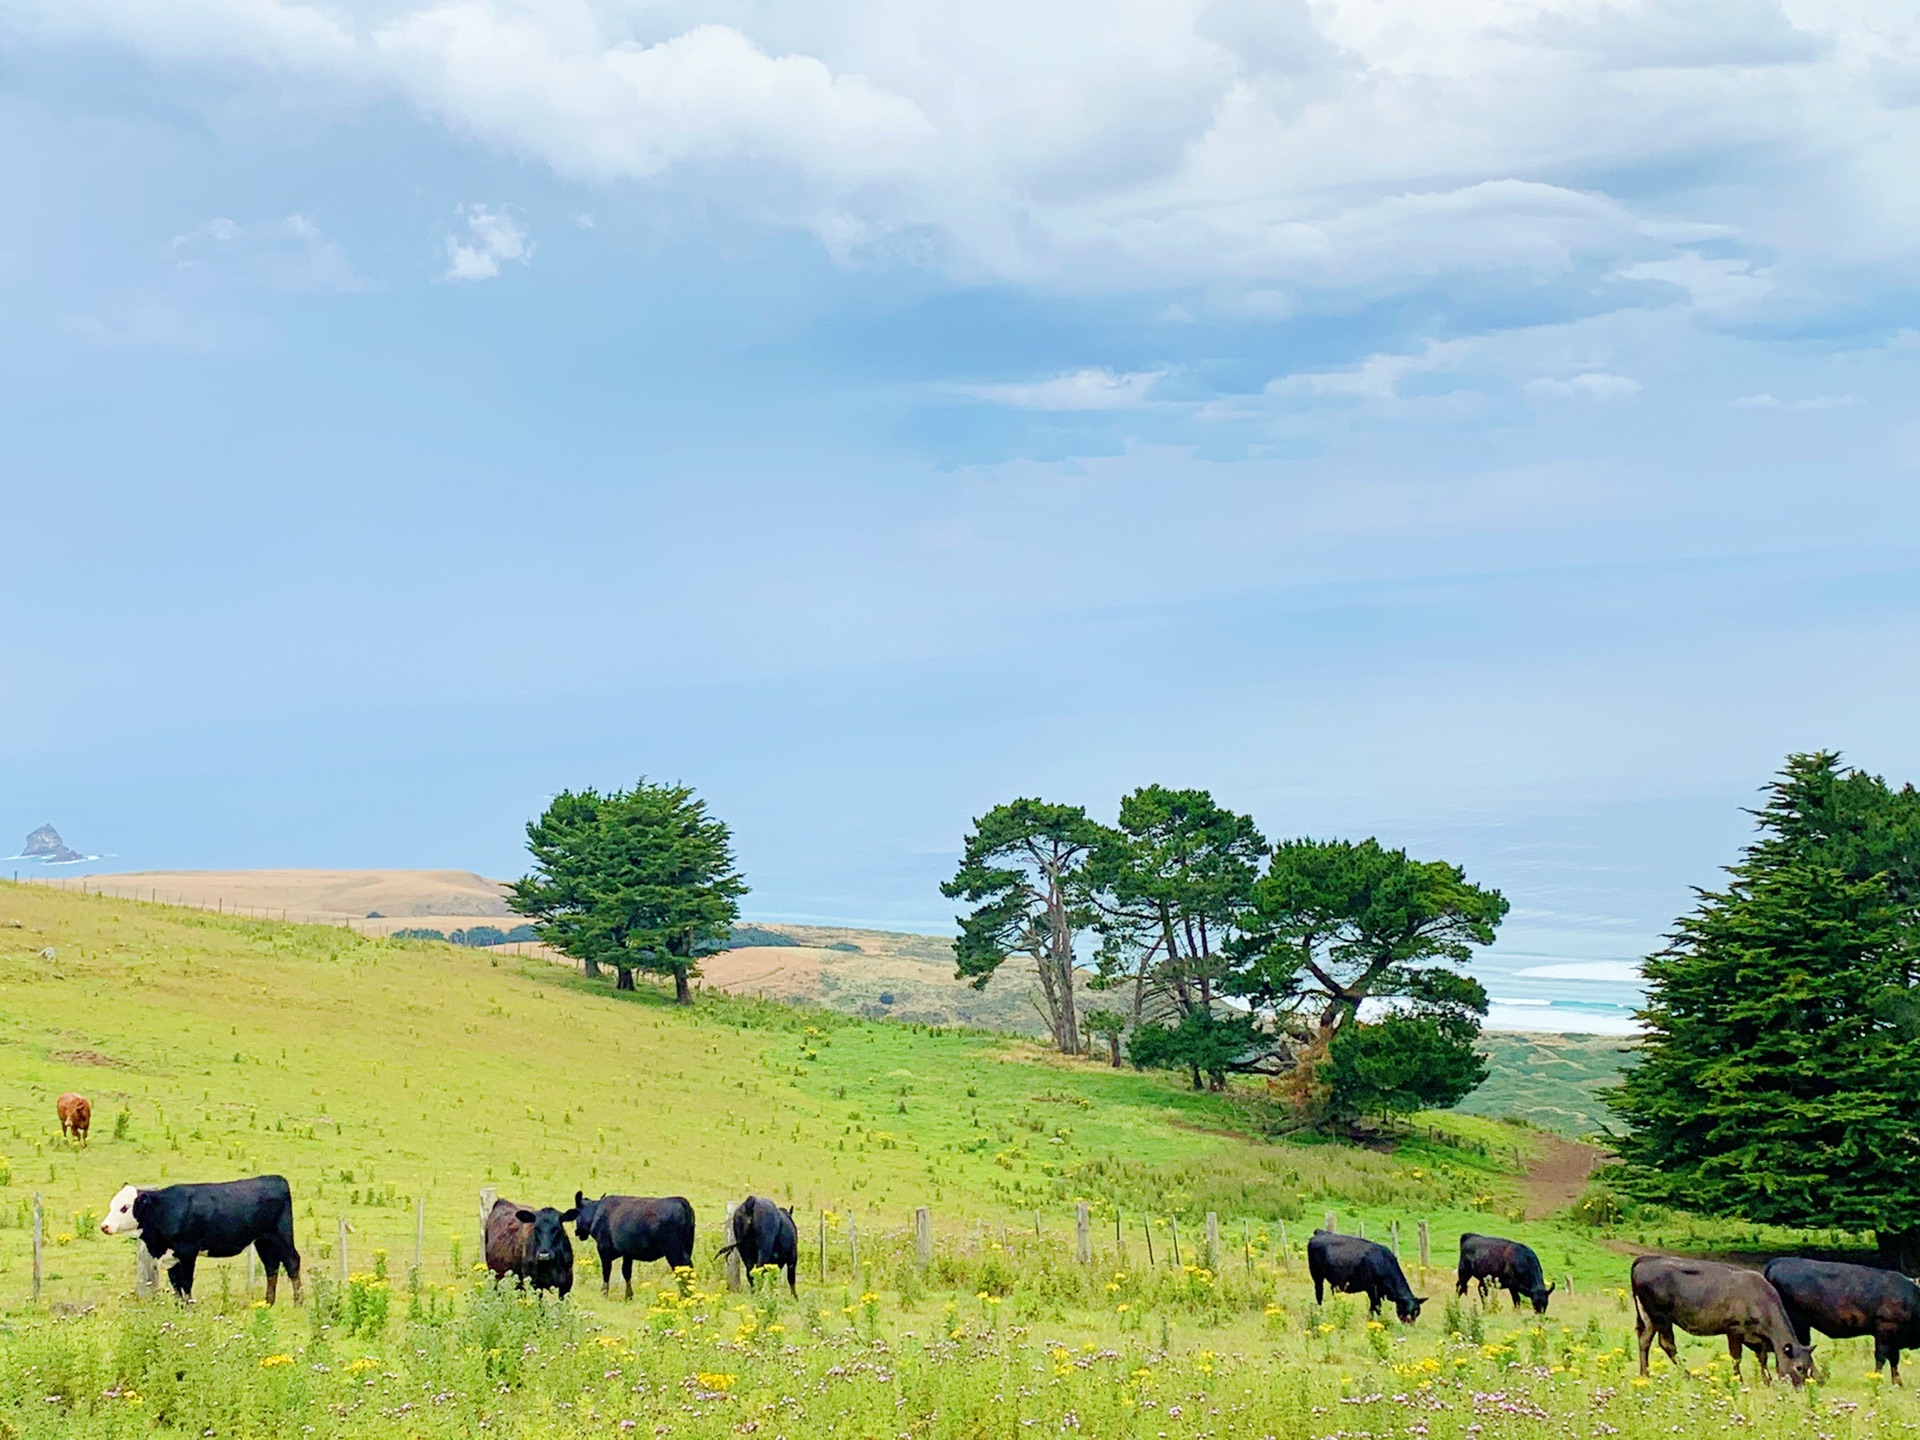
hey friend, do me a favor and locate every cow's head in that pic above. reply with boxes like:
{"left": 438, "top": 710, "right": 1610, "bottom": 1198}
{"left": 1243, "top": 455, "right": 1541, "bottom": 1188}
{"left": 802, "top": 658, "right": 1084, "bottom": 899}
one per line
{"left": 100, "top": 1184, "right": 143, "bottom": 1237}
{"left": 573, "top": 1192, "right": 598, "bottom": 1242}
{"left": 514, "top": 1207, "right": 578, "bottom": 1265}
{"left": 1529, "top": 1281, "right": 1555, "bottom": 1315}
{"left": 1395, "top": 1293, "right": 1427, "bottom": 1325}
{"left": 1779, "top": 1340, "right": 1815, "bottom": 1387}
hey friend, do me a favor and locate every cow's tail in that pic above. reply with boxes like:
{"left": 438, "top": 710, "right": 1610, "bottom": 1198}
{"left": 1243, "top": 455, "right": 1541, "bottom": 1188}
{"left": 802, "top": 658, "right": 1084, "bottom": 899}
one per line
{"left": 715, "top": 1242, "right": 740, "bottom": 1260}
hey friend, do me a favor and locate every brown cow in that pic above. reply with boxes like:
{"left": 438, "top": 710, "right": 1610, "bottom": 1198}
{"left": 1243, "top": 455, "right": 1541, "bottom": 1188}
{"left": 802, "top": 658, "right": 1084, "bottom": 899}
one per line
{"left": 484, "top": 1197, "right": 577, "bottom": 1296}
{"left": 1632, "top": 1255, "right": 1814, "bottom": 1385}
{"left": 57, "top": 1093, "right": 90, "bottom": 1146}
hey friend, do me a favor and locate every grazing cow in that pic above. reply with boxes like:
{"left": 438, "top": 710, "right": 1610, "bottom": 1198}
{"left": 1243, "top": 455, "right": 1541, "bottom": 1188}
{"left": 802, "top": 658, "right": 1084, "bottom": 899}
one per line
{"left": 573, "top": 1192, "right": 696, "bottom": 1298}
{"left": 718, "top": 1195, "right": 797, "bottom": 1295}
{"left": 98, "top": 1174, "right": 302, "bottom": 1304}
{"left": 57, "top": 1093, "right": 91, "bottom": 1146}
{"left": 1763, "top": 1257, "right": 1920, "bottom": 1385}
{"left": 1631, "top": 1255, "right": 1814, "bottom": 1385}
{"left": 485, "top": 1198, "right": 578, "bottom": 1296}
{"left": 1307, "top": 1229, "right": 1426, "bottom": 1324}
{"left": 1457, "top": 1233, "right": 1556, "bottom": 1313}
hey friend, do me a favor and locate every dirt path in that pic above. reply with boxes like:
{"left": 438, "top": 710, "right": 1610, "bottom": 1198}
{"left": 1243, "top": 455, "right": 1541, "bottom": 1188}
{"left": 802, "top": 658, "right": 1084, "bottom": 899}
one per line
{"left": 1519, "top": 1134, "right": 1606, "bottom": 1219}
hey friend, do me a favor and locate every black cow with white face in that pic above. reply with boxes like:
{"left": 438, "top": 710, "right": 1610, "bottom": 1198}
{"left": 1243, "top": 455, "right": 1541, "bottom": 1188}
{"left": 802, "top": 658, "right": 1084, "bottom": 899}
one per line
{"left": 719, "top": 1194, "right": 797, "bottom": 1294}
{"left": 99, "top": 1175, "right": 303, "bottom": 1304}
{"left": 1308, "top": 1229, "right": 1426, "bottom": 1324}
{"left": 485, "top": 1198, "right": 578, "bottom": 1295}
{"left": 574, "top": 1192, "right": 696, "bottom": 1298}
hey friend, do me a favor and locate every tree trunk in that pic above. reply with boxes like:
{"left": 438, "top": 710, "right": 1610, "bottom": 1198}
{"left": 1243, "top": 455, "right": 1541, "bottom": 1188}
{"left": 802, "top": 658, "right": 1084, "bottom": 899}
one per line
{"left": 583, "top": 957, "right": 601, "bottom": 979}
{"left": 1878, "top": 1227, "right": 1920, "bottom": 1275}
{"left": 672, "top": 965, "right": 692, "bottom": 1005}
{"left": 1108, "top": 1034, "right": 1122, "bottom": 1068}
{"left": 1189, "top": 1063, "right": 1203, "bottom": 1091}
{"left": 615, "top": 967, "right": 635, "bottom": 992}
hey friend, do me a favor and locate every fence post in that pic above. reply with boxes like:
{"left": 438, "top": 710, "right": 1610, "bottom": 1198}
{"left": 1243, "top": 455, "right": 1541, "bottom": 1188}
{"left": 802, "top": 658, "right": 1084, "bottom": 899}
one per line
{"left": 31, "top": 1193, "right": 43, "bottom": 1303}
{"left": 724, "top": 1203, "right": 743, "bottom": 1291}
{"left": 338, "top": 1218, "right": 351, "bottom": 1284}
{"left": 1417, "top": 1220, "right": 1430, "bottom": 1275}
{"left": 1033, "top": 1211, "right": 1042, "bottom": 1241}
{"left": 1114, "top": 1209, "right": 1124, "bottom": 1263}
{"left": 1143, "top": 1219, "right": 1154, "bottom": 1268}
{"left": 1325, "top": 1210, "right": 1337, "bottom": 1234}
{"left": 1389, "top": 1220, "right": 1400, "bottom": 1256}
{"left": 480, "top": 1186, "right": 496, "bottom": 1266}
{"left": 415, "top": 1195, "right": 426, "bottom": 1273}
{"left": 819, "top": 1213, "right": 828, "bottom": 1283}
{"left": 1357, "top": 1218, "right": 1366, "bottom": 1240}
{"left": 1243, "top": 1219, "right": 1252, "bottom": 1277}
{"left": 849, "top": 1218, "right": 860, "bottom": 1284}
{"left": 1170, "top": 1216, "right": 1182, "bottom": 1268}
{"left": 137, "top": 1244, "right": 159, "bottom": 1298}
{"left": 916, "top": 1207, "right": 933, "bottom": 1268}
{"left": 1075, "top": 1203, "right": 1090, "bottom": 1265}
{"left": 1278, "top": 1220, "right": 1290, "bottom": 1271}
{"left": 1204, "top": 1212, "right": 1220, "bottom": 1271}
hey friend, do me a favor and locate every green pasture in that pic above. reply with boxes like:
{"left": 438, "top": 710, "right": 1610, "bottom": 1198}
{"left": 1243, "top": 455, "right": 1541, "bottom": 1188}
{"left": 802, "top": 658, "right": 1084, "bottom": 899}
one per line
{"left": 1, "top": 882, "right": 1912, "bottom": 1437}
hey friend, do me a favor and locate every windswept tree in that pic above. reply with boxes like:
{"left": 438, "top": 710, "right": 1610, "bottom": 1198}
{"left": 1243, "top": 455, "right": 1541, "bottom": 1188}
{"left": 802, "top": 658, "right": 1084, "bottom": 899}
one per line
{"left": 941, "top": 799, "right": 1106, "bottom": 1053}
{"left": 510, "top": 779, "right": 747, "bottom": 1003}
{"left": 1089, "top": 785, "right": 1269, "bottom": 1022}
{"left": 1609, "top": 753, "right": 1920, "bottom": 1272}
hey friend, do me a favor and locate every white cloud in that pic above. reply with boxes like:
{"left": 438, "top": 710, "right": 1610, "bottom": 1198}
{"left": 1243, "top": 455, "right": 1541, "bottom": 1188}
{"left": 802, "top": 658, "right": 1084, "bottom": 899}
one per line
{"left": 957, "top": 368, "right": 1164, "bottom": 411}
{"left": 8, "top": 0, "right": 1920, "bottom": 326}
{"left": 442, "top": 204, "right": 533, "bottom": 281}
{"left": 1732, "top": 391, "right": 1861, "bottom": 411}
{"left": 1266, "top": 341, "right": 1468, "bottom": 405}
{"left": 170, "top": 214, "right": 365, "bottom": 294}
{"left": 1525, "top": 371, "right": 1642, "bottom": 400}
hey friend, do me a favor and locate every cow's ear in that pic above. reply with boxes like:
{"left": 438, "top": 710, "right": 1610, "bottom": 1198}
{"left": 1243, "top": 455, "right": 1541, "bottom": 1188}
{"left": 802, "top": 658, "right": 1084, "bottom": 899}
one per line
{"left": 561, "top": 1209, "right": 579, "bottom": 1223}
{"left": 575, "top": 1191, "right": 585, "bottom": 1209}
{"left": 1545, "top": 1282, "right": 1556, "bottom": 1295}
{"left": 515, "top": 1209, "right": 537, "bottom": 1224}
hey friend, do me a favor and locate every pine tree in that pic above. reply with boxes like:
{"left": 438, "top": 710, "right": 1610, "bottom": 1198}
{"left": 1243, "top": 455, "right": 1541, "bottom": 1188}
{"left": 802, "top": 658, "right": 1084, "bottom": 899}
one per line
{"left": 1609, "top": 754, "right": 1920, "bottom": 1269}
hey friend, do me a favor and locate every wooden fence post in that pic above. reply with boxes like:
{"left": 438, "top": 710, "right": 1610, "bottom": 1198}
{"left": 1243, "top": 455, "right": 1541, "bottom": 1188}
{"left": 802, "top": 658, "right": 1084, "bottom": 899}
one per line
{"left": 479, "top": 1186, "right": 496, "bottom": 1267}
{"left": 724, "top": 1203, "right": 743, "bottom": 1291}
{"left": 849, "top": 1218, "right": 860, "bottom": 1284}
{"left": 337, "top": 1218, "right": 350, "bottom": 1284}
{"left": 999, "top": 1220, "right": 1010, "bottom": 1257}
{"left": 1389, "top": 1220, "right": 1400, "bottom": 1256}
{"left": 1114, "top": 1209, "right": 1124, "bottom": 1263}
{"left": 31, "top": 1194, "right": 42, "bottom": 1303}
{"left": 916, "top": 1207, "right": 933, "bottom": 1267}
{"left": 1325, "top": 1210, "right": 1337, "bottom": 1233}
{"left": 1075, "top": 1203, "right": 1090, "bottom": 1265}
{"left": 1243, "top": 1219, "right": 1252, "bottom": 1277}
{"left": 1143, "top": 1219, "right": 1154, "bottom": 1268}
{"left": 414, "top": 1195, "right": 426, "bottom": 1273}
{"left": 1417, "top": 1220, "right": 1430, "bottom": 1275}
{"left": 137, "top": 1244, "right": 159, "bottom": 1298}
{"left": 1278, "top": 1220, "right": 1290, "bottom": 1271}
{"left": 1357, "top": 1218, "right": 1366, "bottom": 1240}
{"left": 1170, "top": 1216, "right": 1182, "bottom": 1268}
{"left": 819, "top": 1213, "right": 828, "bottom": 1283}
{"left": 1204, "top": 1212, "right": 1220, "bottom": 1271}
{"left": 1033, "top": 1211, "right": 1042, "bottom": 1241}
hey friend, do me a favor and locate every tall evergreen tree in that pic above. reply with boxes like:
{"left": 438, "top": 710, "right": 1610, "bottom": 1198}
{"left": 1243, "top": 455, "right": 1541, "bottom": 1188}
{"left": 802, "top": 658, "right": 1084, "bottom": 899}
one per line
{"left": 509, "top": 780, "right": 746, "bottom": 1003}
{"left": 941, "top": 799, "right": 1106, "bottom": 1053}
{"left": 1609, "top": 754, "right": 1920, "bottom": 1271}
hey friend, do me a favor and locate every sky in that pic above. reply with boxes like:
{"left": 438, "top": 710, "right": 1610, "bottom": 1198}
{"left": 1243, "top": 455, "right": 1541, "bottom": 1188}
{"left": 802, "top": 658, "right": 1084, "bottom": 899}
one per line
{"left": 3, "top": 0, "right": 1919, "bottom": 1029}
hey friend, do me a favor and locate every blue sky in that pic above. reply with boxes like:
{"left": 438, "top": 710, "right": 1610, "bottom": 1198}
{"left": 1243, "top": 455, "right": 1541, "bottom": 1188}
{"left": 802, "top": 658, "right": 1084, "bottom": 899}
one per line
{"left": 4, "top": 0, "right": 1919, "bottom": 1015}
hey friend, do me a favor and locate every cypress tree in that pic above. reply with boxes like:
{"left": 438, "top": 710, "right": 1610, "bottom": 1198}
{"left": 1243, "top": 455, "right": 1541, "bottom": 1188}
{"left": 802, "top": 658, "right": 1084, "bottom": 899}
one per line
{"left": 1610, "top": 753, "right": 1920, "bottom": 1270}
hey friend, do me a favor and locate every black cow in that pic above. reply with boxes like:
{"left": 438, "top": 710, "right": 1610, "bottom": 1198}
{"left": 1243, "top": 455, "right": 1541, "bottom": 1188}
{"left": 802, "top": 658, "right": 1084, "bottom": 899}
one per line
{"left": 1307, "top": 1229, "right": 1425, "bottom": 1323}
{"left": 485, "top": 1198, "right": 578, "bottom": 1296}
{"left": 1763, "top": 1257, "right": 1920, "bottom": 1385}
{"left": 718, "top": 1194, "right": 797, "bottom": 1294}
{"left": 99, "top": 1175, "right": 302, "bottom": 1304}
{"left": 1632, "top": 1255, "right": 1814, "bottom": 1385}
{"left": 574, "top": 1192, "right": 696, "bottom": 1298}
{"left": 1458, "top": 1232, "right": 1556, "bottom": 1313}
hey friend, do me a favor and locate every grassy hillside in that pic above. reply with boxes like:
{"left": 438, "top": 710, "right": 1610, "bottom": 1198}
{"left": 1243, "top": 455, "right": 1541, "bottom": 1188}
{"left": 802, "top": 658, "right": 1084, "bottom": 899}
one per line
{"left": 1, "top": 882, "right": 1911, "bottom": 1438}
{"left": 1458, "top": 1032, "right": 1637, "bottom": 1138}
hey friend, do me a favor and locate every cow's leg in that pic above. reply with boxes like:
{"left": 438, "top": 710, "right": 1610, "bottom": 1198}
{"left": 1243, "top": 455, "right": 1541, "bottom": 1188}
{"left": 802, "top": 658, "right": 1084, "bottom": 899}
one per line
{"left": 1636, "top": 1309, "right": 1655, "bottom": 1377}
{"left": 1656, "top": 1325, "right": 1677, "bottom": 1367}
{"left": 787, "top": 1261, "right": 797, "bottom": 1297}
{"left": 1726, "top": 1335, "right": 1743, "bottom": 1379}
{"left": 1456, "top": 1267, "right": 1469, "bottom": 1297}
{"left": 1510, "top": 1286, "right": 1523, "bottom": 1311}
{"left": 265, "top": 1265, "right": 279, "bottom": 1306}
{"left": 1366, "top": 1288, "right": 1383, "bottom": 1317}
{"left": 1312, "top": 1273, "right": 1325, "bottom": 1306}
{"left": 168, "top": 1250, "right": 199, "bottom": 1301}
{"left": 622, "top": 1257, "right": 634, "bottom": 1300}
{"left": 599, "top": 1247, "right": 614, "bottom": 1296}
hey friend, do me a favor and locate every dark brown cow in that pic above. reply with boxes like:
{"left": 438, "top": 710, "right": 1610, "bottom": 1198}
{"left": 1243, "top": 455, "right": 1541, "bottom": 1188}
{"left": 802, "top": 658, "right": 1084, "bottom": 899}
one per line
{"left": 57, "top": 1093, "right": 90, "bottom": 1146}
{"left": 1763, "top": 1257, "right": 1920, "bottom": 1385}
{"left": 1632, "top": 1255, "right": 1814, "bottom": 1385}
